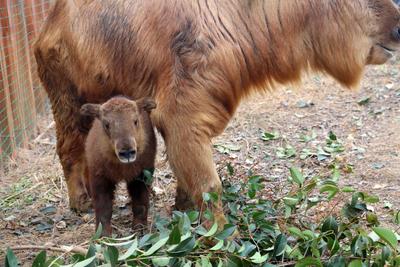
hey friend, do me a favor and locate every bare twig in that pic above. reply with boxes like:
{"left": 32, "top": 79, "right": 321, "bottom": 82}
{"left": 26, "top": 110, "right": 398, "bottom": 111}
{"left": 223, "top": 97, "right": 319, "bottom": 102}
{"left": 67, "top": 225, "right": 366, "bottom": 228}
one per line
{"left": 10, "top": 245, "right": 104, "bottom": 261}
{"left": 33, "top": 122, "right": 55, "bottom": 143}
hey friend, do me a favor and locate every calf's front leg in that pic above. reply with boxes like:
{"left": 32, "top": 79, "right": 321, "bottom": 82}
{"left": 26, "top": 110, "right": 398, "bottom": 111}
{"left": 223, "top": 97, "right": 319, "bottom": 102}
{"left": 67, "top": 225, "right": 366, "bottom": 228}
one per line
{"left": 91, "top": 177, "right": 116, "bottom": 236}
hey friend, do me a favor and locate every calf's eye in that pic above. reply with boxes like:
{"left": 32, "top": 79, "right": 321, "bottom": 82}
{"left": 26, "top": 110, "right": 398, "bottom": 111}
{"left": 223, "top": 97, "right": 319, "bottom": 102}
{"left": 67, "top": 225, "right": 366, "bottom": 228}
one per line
{"left": 134, "top": 120, "right": 138, "bottom": 126}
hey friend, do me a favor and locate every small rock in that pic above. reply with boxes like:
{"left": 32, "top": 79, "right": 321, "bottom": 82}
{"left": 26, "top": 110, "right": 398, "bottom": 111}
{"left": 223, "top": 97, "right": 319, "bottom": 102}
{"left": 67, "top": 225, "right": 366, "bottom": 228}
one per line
{"left": 153, "top": 186, "right": 164, "bottom": 195}
{"left": 40, "top": 205, "right": 57, "bottom": 215}
{"left": 373, "top": 184, "right": 387, "bottom": 189}
{"left": 13, "top": 230, "right": 23, "bottom": 236}
{"left": 52, "top": 215, "right": 64, "bottom": 223}
{"left": 385, "top": 83, "right": 394, "bottom": 89}
{"left": 4, "top": 215, "right": 16, "bottom": 221}
{"left": 31, "top": 217, "right": 44, "bottom": 225}
{"left": 82, "top": 214, "right": 92, "bottom": 223}
{"left": 372, "top": 163, "right": 385, "bottom": 169}
{"left": 296, "top": 100, "right": 314, "bottom": 108}
{"left": 55, "top": 221, "right": 67, "bottom": 229}
{"left": 36, "top": 223, "right": 52, "bottom": 232}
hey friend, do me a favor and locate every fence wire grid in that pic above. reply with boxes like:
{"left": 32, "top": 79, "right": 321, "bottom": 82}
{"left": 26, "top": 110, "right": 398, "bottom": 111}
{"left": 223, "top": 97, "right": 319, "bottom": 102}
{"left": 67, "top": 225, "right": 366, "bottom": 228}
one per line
{"left": 0, "top": 0, "right": 54, "bottom": 163}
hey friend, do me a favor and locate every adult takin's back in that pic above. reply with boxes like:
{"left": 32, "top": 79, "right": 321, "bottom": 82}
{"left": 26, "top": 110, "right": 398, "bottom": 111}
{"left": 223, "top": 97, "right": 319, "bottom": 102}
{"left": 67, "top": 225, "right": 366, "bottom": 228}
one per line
{"left": 81, "top": 96, "right": 157, "bottom": 236}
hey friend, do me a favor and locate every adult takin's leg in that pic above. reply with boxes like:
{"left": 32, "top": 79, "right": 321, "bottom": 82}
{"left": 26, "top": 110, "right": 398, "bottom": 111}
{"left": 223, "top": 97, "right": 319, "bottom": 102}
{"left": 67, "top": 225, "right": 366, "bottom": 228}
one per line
{"left": 164, "top": 124, "right": 228, "bottom": 230}
{"left": 174, "top": 181, "right": 195, "bottom": 211}
{"left": 35, "top": 48, "right": 91, "bottom": 212}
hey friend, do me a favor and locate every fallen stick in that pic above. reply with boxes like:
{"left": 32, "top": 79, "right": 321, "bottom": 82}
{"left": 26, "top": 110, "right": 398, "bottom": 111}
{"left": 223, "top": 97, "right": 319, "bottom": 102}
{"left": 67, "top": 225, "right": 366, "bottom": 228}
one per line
{"left": 9, "top": 245, "right": 105, "bottom": 261}
{"left": 10, "top": 245, "right": 87, "bottom": 255}
{"left": 33, "top": 121, "right": 55, "bottom": 143}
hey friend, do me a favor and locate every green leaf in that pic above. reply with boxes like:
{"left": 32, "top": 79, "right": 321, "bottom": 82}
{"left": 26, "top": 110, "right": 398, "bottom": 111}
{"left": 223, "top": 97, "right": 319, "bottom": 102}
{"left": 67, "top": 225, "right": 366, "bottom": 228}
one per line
{"left": 105, "top": 246, "right": 118, "bottom": 267}
{"left": 104, "top": 233, "right": 136, "bottom": 242}
{"left": 348, "top": 260, "right": 363, "bottom": 267}
{"left": 327, "top": 256, "right": 345, "bottom": 267}
{"left": 152, "top": 257, "right": 172, "bottom": 267}
{"left": 322, "top": 216, "right": 338, "bottom": 235}
{"left": 261, "top": 131, "right": 279, "bottom": 141}
{"left": 328, "top": 131, "right": 337, "bottom": 141}
{"left": 227, "top": 163, "right": 234, "bottom": 176}
{"left": 238, "top": 241, "right": 256, "bottom": 257}
{"left": 101, "top": 239, "right": 135, "bottom": 247}
{"left": 320, "top": 184, "right": 339, "bottom": 200}
{"left": 71, "top": 256, "right": 96, "bottom": 267}
{"left": 381, "top": 246, "right": 392, "bottom": 262}
{"left": 168, "top": 225, "right": 181, "bottom": 245}
{"left": 143, "top": 168, "right": 155, "bottom": 184}
{"left": 203, "top": 222, "right": 218, "bottom": 237}
{"left": 366, "top": 212, "right": 379, "bottom": 226}
{"left": 283, "top": 197, "right": 299, "bottom": 207}
{"left": 202, "top": 192, "right": 218, "bottom": 203}
{"left": 373, "top": 227, "right": 398, "bottom": 249}
{"left": 198, "top": 256, "right": 212, "bottom": 267}
{"left": 226, "top": 255, "right": 243, "bottom": 267}
{"left": 250, "top": 252, "right": 269, "bottom": 264}
{"left": 394, "top": 210, "right": 400, "bottom": 225}
{"left": 187, "top": 211, "right": 199, "bottom": 223}
{"left": 273, "top": 234, "right": 287, "bottom": 257}
{"left": 5, "top": 248, "right": 18, "bottom": 267}
{"left": 85, "top": 244, "right": 96, "bottom": 267}
{"left": 327, "top": 237, "right": 340, "bottom": 255}
{"left": 91, "top": 223, "right": 103, "bottom": 241}
{"left": 118, "top": 238, "right": 138, "bottom": 261}
{"left": 167, "top": 236, "right": 196, "bottom": 257}
{"left": 288, "top": 227, "right": 305, "bottom": 239}
{"left": 290, "top": 167, "right": 304, "bottom": 186}
{"left": 143, "top": 236, "right": 169, "bottom": 256}
{"left": 357, "top": 96, "right": 371, "bottom": 106}
{"left": 32, "top": 251, "right": 46, "bottom": 267}
{"left": 210, "top": 240, "right": 224, "bottom": 251}
{"left": 214, "top": 224, "right": 237, "bottom": 240}
{"left": 364, "top": 195, "right": 379, "bottom": 203}
{"left": 342, "top": 186, "right": 355, "bottom": 193}
{"left": 295, "top": 257, "right": 322, "bottom": 267}
{"left": 178, "top": 213, "right": 191, "bottom": 234}
{"left": 351, "top": 235, "right": 370, "bottom": 257}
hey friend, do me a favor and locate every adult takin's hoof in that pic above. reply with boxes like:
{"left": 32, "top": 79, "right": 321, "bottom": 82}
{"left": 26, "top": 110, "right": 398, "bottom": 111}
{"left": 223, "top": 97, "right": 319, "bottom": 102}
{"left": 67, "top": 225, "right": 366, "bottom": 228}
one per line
{"left": 69, "top": 191, "right": 92, "bottom": 213}
{"left": 174, "top": 187, "right": 196, "bottom": 211}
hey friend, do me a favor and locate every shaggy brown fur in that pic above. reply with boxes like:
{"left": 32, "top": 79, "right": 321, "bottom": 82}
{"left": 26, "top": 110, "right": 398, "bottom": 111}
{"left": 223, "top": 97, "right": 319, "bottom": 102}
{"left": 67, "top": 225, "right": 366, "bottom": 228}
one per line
{"left": 82, "top": 96, "right": 157, "bottom": 236}
{"left": 34, "top": 0, "right": 400, "bottom": 229}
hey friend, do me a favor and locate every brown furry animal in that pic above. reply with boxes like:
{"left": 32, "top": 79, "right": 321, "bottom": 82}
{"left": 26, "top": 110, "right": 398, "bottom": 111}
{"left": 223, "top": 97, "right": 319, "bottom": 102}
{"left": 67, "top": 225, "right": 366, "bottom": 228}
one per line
{"left": 81, "top": 96, "right": 157, "bottom": 236}
{"left": 34, "top": 0, "right": 400, "bottom": 230}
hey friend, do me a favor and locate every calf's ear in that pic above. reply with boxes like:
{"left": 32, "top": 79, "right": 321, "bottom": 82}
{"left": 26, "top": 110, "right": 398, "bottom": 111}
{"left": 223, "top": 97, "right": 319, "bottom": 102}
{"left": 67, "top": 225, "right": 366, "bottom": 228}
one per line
{"left": 80, "top": 103, "right": 101, "bottom": 118}
{"left": 137, "top": 97, "right": 157, "bottom": 112}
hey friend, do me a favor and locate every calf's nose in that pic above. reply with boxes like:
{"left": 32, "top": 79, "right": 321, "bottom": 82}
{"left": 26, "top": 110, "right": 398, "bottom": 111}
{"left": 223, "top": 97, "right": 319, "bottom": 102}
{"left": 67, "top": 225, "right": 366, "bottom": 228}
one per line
{"left": 118, "top": 149, "right": 136, "bottom": 160}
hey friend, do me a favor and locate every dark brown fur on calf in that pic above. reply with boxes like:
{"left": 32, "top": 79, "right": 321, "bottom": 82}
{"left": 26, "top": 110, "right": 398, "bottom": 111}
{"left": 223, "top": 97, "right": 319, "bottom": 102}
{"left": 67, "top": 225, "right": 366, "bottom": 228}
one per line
{"left": 82, "top": 96, "right": 157, "bottom": 236}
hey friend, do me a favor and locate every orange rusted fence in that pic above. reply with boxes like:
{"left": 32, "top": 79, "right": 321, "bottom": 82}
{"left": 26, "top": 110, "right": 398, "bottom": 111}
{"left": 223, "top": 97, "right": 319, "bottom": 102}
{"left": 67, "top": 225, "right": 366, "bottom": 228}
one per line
{"left": 0, "top": 0, "right": 53, "bottom": 163}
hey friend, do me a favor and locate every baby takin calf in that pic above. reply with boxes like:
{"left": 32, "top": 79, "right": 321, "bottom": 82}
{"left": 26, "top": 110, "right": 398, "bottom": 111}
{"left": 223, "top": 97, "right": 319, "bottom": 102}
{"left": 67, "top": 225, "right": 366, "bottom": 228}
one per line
{"left": 81, "top": 96, "right": 157, "bottom": 236}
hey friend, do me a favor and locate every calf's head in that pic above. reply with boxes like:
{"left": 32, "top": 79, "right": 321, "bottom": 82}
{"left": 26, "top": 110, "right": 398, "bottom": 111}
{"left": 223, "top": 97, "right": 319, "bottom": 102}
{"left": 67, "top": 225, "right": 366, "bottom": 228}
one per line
{"left": 81, "top": 97, "right": 156, "bottom": 163}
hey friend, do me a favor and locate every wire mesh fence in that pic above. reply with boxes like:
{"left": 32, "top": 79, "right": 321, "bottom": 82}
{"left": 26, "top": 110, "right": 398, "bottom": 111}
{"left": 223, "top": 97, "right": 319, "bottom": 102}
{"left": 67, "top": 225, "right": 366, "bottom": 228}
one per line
{"left": 0, "top": 0, "right": 53, "bottom": 163}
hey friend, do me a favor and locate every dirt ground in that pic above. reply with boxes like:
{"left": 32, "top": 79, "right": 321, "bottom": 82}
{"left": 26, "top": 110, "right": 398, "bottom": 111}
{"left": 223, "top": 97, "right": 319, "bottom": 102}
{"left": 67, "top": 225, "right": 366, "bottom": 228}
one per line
{"left": 1, "top": 55, "right": 399, "bottom": 265}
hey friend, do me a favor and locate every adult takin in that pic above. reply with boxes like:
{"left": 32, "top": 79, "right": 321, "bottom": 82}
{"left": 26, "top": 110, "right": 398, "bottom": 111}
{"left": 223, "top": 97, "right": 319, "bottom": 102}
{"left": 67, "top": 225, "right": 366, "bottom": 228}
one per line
{"left": 81, "top": 96, "right": 157, "bottom": 236}
{"left": 34, "top": 0, "right": 400, "bottom": 230}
